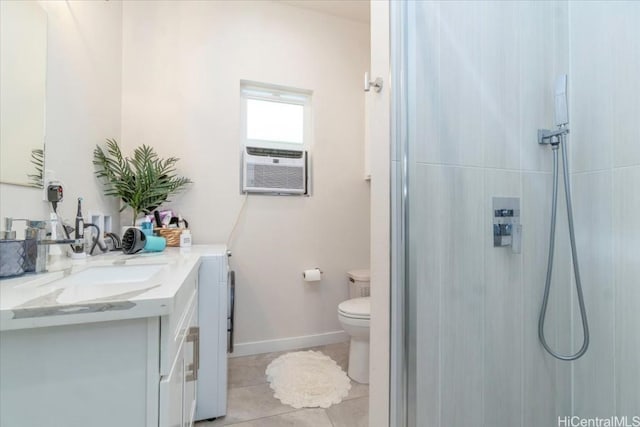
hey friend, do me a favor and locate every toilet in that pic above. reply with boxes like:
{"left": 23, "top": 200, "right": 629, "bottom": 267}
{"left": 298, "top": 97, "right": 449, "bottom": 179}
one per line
{"left": 338, "top": 269, "right": 371, "bottom": 384}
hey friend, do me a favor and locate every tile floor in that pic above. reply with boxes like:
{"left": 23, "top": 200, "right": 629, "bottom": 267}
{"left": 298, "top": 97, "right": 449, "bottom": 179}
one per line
{"left": 196, "top": 342, "right": 369, "bottom": 427}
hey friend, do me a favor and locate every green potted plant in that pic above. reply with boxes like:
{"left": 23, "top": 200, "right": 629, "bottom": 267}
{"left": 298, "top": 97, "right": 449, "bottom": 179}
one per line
{"left": 93, "top": 138, "right": 192, "bottom": 225}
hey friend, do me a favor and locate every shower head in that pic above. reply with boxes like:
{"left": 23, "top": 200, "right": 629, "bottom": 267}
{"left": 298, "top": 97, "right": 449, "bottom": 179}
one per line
{"left": 554, "top": 74, "right": 569, "bottom": 127}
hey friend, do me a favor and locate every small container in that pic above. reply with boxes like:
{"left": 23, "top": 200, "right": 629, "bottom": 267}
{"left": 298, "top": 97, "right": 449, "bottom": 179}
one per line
{"left": 155, "top": 228, "right": 182, "bottom": 247}
{"left": 141, "top": 221, "right": 153, "bottom": 236}
{"left": 0, "top": 240, "right": 26, "bottom": 278}
{"left": 180, "top": 230, "right": 192, "bottom": 248}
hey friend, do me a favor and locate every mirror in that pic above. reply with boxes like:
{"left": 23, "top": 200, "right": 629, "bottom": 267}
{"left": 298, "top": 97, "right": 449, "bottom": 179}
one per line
{"left": 0, "top": 1, "right": 47, "bottom": 188}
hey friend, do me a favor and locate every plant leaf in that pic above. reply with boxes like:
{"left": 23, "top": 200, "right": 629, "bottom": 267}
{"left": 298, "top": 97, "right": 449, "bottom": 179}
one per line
{"left": 93, "top": 139, "right": 192, "bottom": 221}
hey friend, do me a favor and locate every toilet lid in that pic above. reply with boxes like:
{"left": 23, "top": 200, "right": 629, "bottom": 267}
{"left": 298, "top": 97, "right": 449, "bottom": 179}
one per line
{"left": 338, "top": 297, "right": 370, "bottom": 319}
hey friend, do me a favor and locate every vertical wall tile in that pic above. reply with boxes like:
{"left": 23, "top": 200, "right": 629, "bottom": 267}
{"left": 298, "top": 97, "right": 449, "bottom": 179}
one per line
{"left": 520, "top": 1, "right": 557, "bottom": 173}
{"left": 612, "top": 4, "right": 640, "bottom": 167}
{"left": 571, "top": 171, "right": 615, "bottom": 417}
{"left": 413, "top": 164, "right": 485, "bottom": 427}
{"left": 434, "top": 1, "right": 484, "bottom": 167}
{"left": 481, "top": 2, "right": 520, "bottom": 170}
{"left": 569, "top": 2, "right": 614, "bottom": 172}
{"left": 410, "top": 163, "right": 442, "bottom": 427}
{"left": 522, "top": 171, "right": 571, "bottom": 426}
{"left": 483, "top": 170, "right": 522, "bottom": 427}
{"left": 412, "top": 1, "right": 440, "bottom": 166}
{"left": 551, "top": 165, "right": 573, "bottom": 420}
{"left": 614, "top": 166, "right": 640, "bottom": 416}
{"left": 552, "top": 0, "right": 569, "bottom": 77}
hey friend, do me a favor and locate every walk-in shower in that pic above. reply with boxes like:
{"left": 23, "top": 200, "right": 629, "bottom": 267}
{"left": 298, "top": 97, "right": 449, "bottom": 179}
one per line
{"left": 537, "top": 75, "right": 589, "bottom": 361}
{"left": 391, "top": 1, "right": 640, "bottom": 426}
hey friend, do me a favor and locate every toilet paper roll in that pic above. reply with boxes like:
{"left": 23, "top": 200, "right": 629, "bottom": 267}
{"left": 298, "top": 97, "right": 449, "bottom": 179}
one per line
{"left": 303, "top": 268, "right": 322, "bottom": 282}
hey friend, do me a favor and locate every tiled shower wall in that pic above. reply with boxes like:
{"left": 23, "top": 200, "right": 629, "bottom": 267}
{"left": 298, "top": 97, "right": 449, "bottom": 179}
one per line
{"left": 399, "top": 1, "right": 638, "bottom": 426}
{"left": 401, "top": 1, "right": 640, "bottom": 425}
{"left": 569, "top": 1, "right": 640, "bottom": 418}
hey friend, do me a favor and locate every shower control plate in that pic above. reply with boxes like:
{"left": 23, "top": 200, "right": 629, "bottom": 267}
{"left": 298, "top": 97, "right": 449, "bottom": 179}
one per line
{"left": 493, "top": 197, "right": 521, "bottom": 253}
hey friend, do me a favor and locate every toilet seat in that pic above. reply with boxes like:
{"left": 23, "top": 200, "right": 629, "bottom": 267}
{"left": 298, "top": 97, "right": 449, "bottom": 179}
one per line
{"left": 338, "top": 297, "right": 370, "bottom": 320}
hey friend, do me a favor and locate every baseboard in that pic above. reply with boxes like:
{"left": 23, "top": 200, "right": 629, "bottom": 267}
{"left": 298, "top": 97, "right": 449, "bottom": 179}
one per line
{"left": 230, "top": 330, "right": 349, "bottom": 358}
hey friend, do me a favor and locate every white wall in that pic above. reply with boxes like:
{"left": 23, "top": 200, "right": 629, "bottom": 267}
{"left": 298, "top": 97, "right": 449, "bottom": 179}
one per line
{"left": 0, "top": 1, "right": 122, "bottom": 235}
{"left": 569, "top": 1, "right": 640, "bottom": 417}
{"left": 369, "top": 1, "right": 390, "bottom": 426}
{"left": 120, "top": 1, "right": 370, "bottom": 351}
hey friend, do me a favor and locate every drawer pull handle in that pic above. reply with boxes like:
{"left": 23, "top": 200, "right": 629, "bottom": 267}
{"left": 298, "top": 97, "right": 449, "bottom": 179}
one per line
{"left": 186, "top": 326, "right": 200, "bottom": 382}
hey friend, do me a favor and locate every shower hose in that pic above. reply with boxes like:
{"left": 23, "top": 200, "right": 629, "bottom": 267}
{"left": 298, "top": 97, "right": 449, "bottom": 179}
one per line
{"left": 538, "top": 133, "right": 590, "bottom": 361}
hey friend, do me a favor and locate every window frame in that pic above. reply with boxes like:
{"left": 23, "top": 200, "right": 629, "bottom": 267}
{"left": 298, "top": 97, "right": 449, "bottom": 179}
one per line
{"left": 240, "top": 81, "right": 313, "bottom": 151}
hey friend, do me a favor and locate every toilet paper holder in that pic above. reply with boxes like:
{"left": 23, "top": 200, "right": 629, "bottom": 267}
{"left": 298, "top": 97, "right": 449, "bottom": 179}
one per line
{"left": 302, "top": 268, "right": 323, "bottom": 280}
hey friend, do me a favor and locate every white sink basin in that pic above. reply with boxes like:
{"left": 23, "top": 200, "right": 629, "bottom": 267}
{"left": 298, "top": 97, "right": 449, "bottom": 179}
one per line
{"left": 61, "top": 264, "right": 165, "bottom": 286}
{"left": 53, "top": 264, "right": 167, "bottom": 304}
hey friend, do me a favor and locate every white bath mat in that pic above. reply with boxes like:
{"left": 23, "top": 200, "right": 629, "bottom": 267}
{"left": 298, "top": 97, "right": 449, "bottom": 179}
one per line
{"left": 265, "top": 350, "right": 351, "bottom": 409}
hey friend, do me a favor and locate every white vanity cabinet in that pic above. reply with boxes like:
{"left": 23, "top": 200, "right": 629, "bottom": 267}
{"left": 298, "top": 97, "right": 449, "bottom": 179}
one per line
{"left": 0, "top": 258, "right": 203, "bottom": 427}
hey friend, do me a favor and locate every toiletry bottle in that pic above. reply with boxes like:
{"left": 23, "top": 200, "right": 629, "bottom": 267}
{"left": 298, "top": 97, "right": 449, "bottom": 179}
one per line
{"left": 49, "top": 212, "right": 62, "bottom": 256}
{"left": 141, "top": 220, "right": 153, "bottom": 236}
{"left": 180, "top": 229, "right": 192, "bottom": 248}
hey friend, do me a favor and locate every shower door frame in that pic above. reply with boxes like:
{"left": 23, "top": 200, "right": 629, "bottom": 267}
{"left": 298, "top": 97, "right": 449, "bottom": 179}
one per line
{"left": 389, "top": 1, "right": 410, "bottom": 426}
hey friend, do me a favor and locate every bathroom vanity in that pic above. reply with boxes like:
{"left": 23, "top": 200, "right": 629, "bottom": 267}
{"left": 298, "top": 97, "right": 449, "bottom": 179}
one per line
{"left": 0, "top": 246, "right": 228, "bottom": 427}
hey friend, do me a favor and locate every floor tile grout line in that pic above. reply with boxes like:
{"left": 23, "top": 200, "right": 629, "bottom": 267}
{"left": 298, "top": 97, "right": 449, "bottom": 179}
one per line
{"left": 225, "top": 381, "right": 369, "bottom": 402}
{"left": 215, "top": 396, "right": 370, "bottom": 427}
{"left": 219, "top": 406, "right": 303, "bottom": 426}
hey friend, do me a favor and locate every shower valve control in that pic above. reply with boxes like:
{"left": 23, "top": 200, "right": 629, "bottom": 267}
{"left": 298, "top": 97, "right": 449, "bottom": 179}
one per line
{"left": 493, "top": 197, "right": 522, "bottom": 254}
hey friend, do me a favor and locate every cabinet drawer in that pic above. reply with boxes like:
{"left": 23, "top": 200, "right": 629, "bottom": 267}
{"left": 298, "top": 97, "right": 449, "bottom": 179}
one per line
{"left": 160, "top": 266, "right": 198, "bottom": 376}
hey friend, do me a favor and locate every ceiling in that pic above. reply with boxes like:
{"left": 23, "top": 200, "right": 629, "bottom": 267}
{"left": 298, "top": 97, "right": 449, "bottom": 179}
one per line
{"left": 279, "top": 0, "right": 370, "bottom": 24}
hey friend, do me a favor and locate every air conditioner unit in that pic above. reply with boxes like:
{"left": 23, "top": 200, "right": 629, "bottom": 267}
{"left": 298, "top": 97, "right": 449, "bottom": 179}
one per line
{"left": 242, "top": 146, "right": 307, "bottom": 195}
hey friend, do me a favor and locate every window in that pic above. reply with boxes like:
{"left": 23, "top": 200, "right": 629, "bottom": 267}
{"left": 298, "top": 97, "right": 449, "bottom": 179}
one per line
{"left": 241, "top": 81, "right": 312, "bottom": 150}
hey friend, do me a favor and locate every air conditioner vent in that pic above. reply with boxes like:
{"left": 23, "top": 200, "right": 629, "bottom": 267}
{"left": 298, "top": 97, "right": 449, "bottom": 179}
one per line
{"left": 242, "top": 146, "right": 307, "bottom": 195}
{"left": 246, "top": 147, "right": 303, "bottom": 159}
{"left": 246, "top": 164, "right": 304, "bottom": 190}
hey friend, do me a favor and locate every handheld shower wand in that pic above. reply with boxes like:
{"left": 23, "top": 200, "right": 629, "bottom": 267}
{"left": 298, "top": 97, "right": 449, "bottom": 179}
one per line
{"left": 537, "top": 75, "right": 589, "bottom": 361}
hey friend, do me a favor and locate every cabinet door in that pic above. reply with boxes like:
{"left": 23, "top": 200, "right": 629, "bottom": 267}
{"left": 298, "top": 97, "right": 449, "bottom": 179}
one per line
{"left": 159, "top": 342, "right": 185, "bottom": 427}
{"left": 183, "top": 303, "right": 199, "bottom": 427}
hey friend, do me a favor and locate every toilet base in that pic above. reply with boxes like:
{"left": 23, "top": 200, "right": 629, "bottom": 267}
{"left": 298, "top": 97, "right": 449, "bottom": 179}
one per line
{"left": 347, "top": 337, "right": 369, "bottom": 384}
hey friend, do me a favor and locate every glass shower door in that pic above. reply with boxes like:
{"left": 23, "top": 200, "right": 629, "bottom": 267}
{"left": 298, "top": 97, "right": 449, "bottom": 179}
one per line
{"left": 391, "top": 1, "right": 640, "bottom": 426}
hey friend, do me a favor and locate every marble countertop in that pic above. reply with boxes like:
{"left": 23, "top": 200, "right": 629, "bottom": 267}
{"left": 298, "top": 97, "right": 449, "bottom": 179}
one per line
{"left": 0, "top": 245, "right": 227, "bottom": 331}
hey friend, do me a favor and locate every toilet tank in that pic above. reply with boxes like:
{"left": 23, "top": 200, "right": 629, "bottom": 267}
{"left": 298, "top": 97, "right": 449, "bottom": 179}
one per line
{"left": 347, "top": 269, "right": 370, "bottom": 299}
